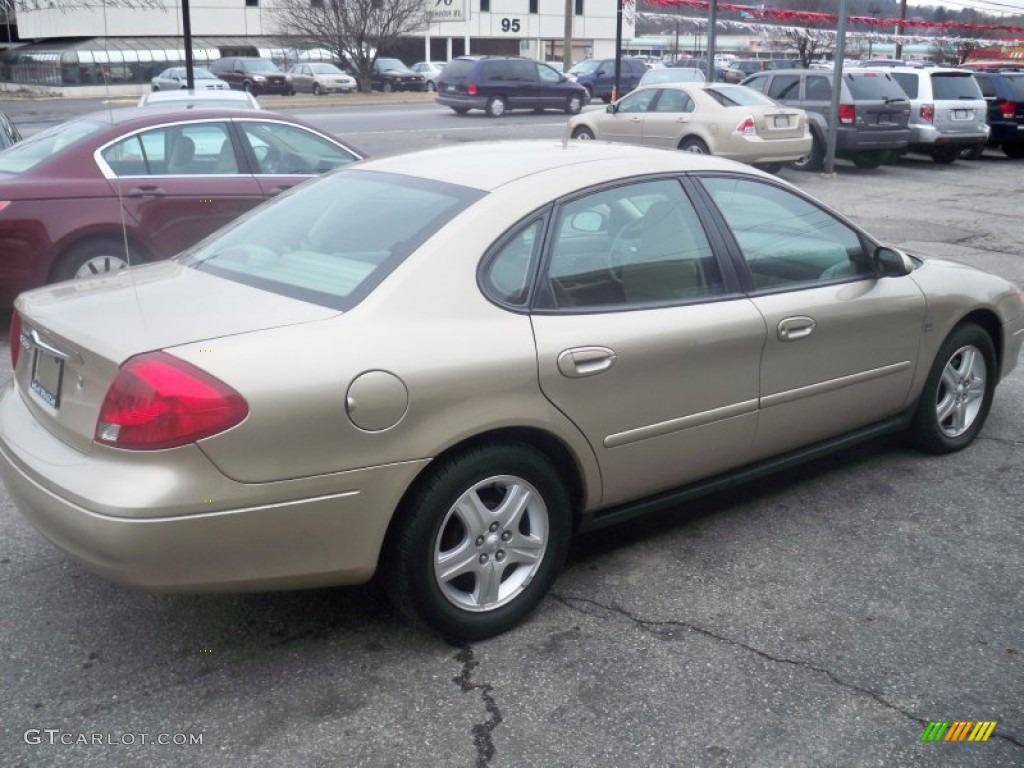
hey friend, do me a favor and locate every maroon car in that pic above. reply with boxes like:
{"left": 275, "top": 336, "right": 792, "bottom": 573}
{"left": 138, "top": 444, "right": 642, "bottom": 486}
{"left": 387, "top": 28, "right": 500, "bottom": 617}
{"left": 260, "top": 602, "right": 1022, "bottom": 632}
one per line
{"left": 0, "top": 107, "right": 362, "bottom": 305}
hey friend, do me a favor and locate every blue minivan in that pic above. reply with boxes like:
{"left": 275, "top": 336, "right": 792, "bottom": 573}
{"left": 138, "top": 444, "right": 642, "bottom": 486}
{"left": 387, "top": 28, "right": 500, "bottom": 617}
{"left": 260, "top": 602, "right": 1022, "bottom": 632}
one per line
{"left": 436, "top": 56, "right": 588, "bottom": 117}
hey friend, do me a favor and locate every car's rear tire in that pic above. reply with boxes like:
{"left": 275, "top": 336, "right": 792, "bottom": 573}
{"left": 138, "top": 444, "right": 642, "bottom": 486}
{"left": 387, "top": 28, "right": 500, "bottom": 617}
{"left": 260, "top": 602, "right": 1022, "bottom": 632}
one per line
{"left": 486, "top": 95, "right": 508, "bottom": 118}
{"left": 571, "top": 126, "right": 595, "bottom": 140}
{"left": 382, "top": 443, "right": 571, "bottom": 642}
{"left": 680, "top": 137, "right": 710, "bottom": 155}
{"left": 152, "top": 85, "right": 160, "bottom": 92}
{"left": 53, "top": 238, "right": 142, "bottom": 283}
{"left": 565, "top": 94, "right": 583, "bottom": 115}
{"left": 790, "top": 136, "right": 824, "bottom": 171}
{"left": 958, "top": 144, "right": 983, "bottom": 160}
{"left": 1002, "top": 142, "right": 1024, "bottom": 159}
{"left": 929, "top": 146, "right": 958, "bottom": 164}
{"left": 908, "top": 323, "right": 996, "bottom": 455}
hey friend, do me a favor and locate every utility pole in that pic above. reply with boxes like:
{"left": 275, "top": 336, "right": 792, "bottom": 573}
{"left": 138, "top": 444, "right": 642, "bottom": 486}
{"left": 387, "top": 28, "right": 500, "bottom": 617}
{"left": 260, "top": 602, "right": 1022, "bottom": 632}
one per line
{"left": 183, "top": 0, "right": 195, "bottom": 88}
{"left": 894, "top": 0, "right": 908, "bottom": 59}
{"left": 563, "top": 0, "right": 573, "bottom": 72}
{"left": 705, "top": 0, "right": 718, "bottom": 83}
{"left": 824, "top": 0, "right": 849, "bottom": 176}
{"left": 612, "top": 0, "right": 623, "bottom": 100}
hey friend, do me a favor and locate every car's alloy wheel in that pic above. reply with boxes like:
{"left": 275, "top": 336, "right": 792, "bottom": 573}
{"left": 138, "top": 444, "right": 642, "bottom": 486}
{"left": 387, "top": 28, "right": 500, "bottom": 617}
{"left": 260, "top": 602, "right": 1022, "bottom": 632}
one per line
{"left": 791, "top": 137, "right": 824, "bottom": 171}
{"left": 571, "top": 126, "right": 595, "bottom": 140}
{"left": 909, "top": 323, "right": 996, "bottom": 454}
{"left": 486, "top": 95, "right": 507, "bottom": 118}
{"left": 565, "top": 94, "right": 583, "bottom": 115}
{"left": 54, "top": 238, "right": 140, "bottom": 282}
{"left": 382, "top": 443, "right": 570, "bottom": 642}
{"left": 680, "top": 137, "right": 710, "bottom": 154}
{"left": 313, "top": 83, "right": 322, "bottom": 96}
{"left": 382, "top": 82, "right": 394, "bottom": 93}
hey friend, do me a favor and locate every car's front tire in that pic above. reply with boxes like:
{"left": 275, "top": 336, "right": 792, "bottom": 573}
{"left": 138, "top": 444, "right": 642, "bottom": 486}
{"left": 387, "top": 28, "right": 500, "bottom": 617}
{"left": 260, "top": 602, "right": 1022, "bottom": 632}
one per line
{"left": 382, "top": 81, "right": 394, "bottom": 93}
{"left": 565, "top": 94, "right": 583, "bottom": 115}
{"left": 486, "top": 95, "right": 508, "bottom": 118}
{"left": 571, "top": 126, "right": 595, "bottom": 140}
{"left": 680, "top": 137, "right": 710, "bottom": 155}
{"left": 909, "top": 323, "right": 996, "bottom": 454}
{"left": 382, "top": 443, "right": 571, "bottom": 642}
{"left": 313, "top": 83, "right": 322, "bottom": 96}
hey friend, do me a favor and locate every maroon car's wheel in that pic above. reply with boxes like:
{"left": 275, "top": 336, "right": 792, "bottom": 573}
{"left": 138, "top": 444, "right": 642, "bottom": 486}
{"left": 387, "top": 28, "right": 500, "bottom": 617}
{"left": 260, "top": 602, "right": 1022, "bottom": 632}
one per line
{"left": 382, "top": 443, "right": 571, "bottom": 642}
{"left": 909, "top": 323, "right": 996, "bottom": 454}
{"left": 53, "top": 238, "right": 141, "bottom": 282}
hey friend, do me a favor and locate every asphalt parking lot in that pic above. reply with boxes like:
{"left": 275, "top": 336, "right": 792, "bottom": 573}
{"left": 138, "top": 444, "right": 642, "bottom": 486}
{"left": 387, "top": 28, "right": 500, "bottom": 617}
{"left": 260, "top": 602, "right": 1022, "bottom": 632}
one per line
{"left": 0, "top": 130, "right": 1021, "bottom": 767}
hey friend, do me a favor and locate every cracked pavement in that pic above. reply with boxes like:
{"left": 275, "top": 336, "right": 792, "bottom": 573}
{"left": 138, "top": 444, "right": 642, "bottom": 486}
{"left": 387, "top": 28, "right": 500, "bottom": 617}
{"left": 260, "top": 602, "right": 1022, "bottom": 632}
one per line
{"left": 0, "top": 107, "right": 1021, "bottom": 767}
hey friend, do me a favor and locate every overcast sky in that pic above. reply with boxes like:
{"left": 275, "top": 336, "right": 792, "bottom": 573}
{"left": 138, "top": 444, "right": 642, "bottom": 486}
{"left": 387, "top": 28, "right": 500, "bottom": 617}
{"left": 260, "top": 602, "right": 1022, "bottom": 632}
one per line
{"left": 918, "top": 0, "right": 1024, "bottom": 16}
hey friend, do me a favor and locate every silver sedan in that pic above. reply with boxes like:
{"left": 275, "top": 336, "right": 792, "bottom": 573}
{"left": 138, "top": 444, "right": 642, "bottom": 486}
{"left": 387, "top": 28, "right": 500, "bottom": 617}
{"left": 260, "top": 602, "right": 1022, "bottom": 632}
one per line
{"left": 151, "top": 67, "right": 228, "bottom": 91}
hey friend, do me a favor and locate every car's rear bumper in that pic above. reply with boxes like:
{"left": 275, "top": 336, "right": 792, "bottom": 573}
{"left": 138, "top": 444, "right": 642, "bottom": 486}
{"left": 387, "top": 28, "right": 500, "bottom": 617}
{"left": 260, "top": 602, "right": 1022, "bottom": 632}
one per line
{"left": 718, "top": 133, "right": 814, "bottom": 164}
{"left": 436, "top": 94, "right": 487, "bottom": 110}
{"left": 0, "top": 380, "right": 428, "bottom": 592}
{"left": 908, "top": 123, "right": 989, "bottom": 146}
{"left": 837, "top": 127, "right": 911, "bottom": 152}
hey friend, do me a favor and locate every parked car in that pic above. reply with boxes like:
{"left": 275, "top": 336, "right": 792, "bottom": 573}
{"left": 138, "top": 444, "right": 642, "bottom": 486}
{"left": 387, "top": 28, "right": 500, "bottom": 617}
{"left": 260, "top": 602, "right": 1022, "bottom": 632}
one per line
{"left": 436, "top": 56, "right": 587, "bottom": 117}
{"left": 638, "top": 67, "right": 705, "bottom": 87}
{"left": 286, "top": 63, "right": 357, "bottom": 95}
{"left": 137, "top": 89, "right": 261, "bottom": 110}
{"left": 885, "top": 67, "right": 988, "bottom": 163}
{"left": 208, "top": 57, "right": 292, "bottom": 95}
{"left": 410, "top": 61, "right": 445, "bottom": 91}
{"left": 741, "top": 68, "right": 911, "bottom": 169}
{"left": 724, "top": 59, "right": 769, "bottom": 83}
{"left": 150, "top": 67, "right": 228, "bottom": 92}
{"left": 567, "top": 83, "right": 811, "bottom": 171}
{"left": 3, "top": 140, "right": 1021, "bottom": 642}
{"left": 371, "top": 58, "right": 426, "bottom": 92}
{"left": 0, "top": 110, "right": 22, "bottom": 150}
{"left": 967, "top": 70, "right": 1024, "bottom": 158}
{"left": 0, "top": 108, "right": 361, "bottom": 304}
{"left": 567, "top": 56, "right": 647, "bottom": 102}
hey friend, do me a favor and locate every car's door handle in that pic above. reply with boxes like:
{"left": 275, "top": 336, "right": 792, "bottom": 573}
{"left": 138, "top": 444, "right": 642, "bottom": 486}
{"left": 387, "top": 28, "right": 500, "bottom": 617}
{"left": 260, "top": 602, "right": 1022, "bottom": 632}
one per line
{"left": 124, "top": 186, "right": 166, "bottom": 198}
{"left": 557, "top": 346, "right": 617, "bottom": 378}
{"left": 778, "top": 316, "right": 816, "bottom": 342}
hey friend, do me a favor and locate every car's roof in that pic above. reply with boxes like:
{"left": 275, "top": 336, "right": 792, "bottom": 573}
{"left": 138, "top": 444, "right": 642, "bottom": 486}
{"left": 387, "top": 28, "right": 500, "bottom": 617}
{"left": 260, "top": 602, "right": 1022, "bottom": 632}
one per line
{"left": 355, "top": 140, "right": 760, "bottom": 192}
{"left": 80, "top": 106, "right": 289, "bottom": 128}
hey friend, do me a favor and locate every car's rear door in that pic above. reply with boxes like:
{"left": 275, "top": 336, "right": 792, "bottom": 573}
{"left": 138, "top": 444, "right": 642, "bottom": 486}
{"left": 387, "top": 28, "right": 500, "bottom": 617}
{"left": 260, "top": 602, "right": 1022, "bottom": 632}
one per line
{"left": 598, "top": 88, "right": 657, "bottom": 144}
{"left": 529, "top": 177, "right": 765, "bottom": 508}
{"left": 100, "top": 119, "right": 263, "bottom": 260}
{"left": 697, "top": 174, "right": 926, "bottom": 460}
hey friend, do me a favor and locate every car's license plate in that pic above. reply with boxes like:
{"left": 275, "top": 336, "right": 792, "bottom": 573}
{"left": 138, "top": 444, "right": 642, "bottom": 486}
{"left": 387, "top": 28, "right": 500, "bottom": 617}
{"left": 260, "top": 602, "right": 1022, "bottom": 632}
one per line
{"left": 952, "top": 109, "right": 972, "bottom": 120}
{"left": 773, "top": 115, "right": 790, "bottom": 128}
{"left": 30, "top": 349, "right": 64, "bottom": 409}
{"left": 447, "top": 84, "right": 455, "bottom": 92}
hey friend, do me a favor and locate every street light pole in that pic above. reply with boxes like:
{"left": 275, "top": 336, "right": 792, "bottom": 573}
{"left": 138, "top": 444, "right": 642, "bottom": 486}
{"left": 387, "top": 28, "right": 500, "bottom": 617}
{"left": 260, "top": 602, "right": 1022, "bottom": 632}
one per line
{"left": 183, "top": 0, "right": 195, "bottom": 88}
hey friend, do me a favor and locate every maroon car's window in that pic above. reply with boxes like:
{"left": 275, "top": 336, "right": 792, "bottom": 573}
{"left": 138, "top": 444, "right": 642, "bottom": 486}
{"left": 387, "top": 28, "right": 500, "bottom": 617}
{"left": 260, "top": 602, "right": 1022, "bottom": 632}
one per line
{"left": 183, "top": 169, "right": 484, "bottom": 310}
{"left": 545, "top": 179, "right": 723, "bottom": 309}
{"left": 101, "top": 122, "right": 236, "bottom": 176}
{"left": 702, "top": 176, "right": 870, "bottom": 290}
{"left": 0, "top": 118, "right": 104, "bottom": 174}
{"left": 237, "top": 121, "right": 358, "bottom": 175}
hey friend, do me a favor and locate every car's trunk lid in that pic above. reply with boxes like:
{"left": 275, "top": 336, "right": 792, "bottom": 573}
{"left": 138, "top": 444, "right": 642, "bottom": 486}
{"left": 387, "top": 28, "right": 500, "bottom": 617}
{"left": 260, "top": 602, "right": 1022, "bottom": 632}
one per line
{"left": 13, "top": 260, "right": 338, "bottom": 453}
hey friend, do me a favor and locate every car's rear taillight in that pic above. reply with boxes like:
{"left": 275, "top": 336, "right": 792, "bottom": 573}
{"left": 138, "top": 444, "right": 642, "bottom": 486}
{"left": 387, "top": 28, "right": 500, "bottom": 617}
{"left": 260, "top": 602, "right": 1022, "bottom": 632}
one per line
{"left": 919, "top": 103, "right": 935, "bottom": 122}
{"left": 838, "top": 104, "right": 856, "bottom": 124}
{"left": 9, "top": 311, "right": 21, "bottom": 369}
{"left": 998, "top": 99, "right": 1016, "bottom": 119}
{"left": 95, "top": 351, "right": 248, "bottom": 450}
{"left": 734, "top": 116, "right": 757, "bottom": 135}
{"left": 467, "top": 82, "right": 478, "bottom": 96}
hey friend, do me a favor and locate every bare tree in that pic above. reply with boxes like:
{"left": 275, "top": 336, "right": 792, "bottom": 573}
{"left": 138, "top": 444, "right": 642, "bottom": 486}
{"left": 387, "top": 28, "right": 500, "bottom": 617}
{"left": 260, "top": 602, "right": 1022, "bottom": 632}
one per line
{"left": 779, "top": 27, "right": 836, "bottom": 67}
{"left": 274, "top": 0, "right": 426, "bottom": 92}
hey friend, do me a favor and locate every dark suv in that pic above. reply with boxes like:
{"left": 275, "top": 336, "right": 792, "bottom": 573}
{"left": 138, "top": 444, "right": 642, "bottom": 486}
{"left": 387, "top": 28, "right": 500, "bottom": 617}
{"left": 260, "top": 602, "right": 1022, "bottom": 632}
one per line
{"left": 968, "top": 71, "right": 1024, "bottom": 158}
{"left": 209, "top": 57, "right": 291, "bottom": 95}
{"left": 742, "top": 68, "right": 911, "bottom": 169}
{"left": 436, "top": 56, "right": 587, "bottom": 117}
{"left": 567, "top": 57, "right": 646, "bottom": 102}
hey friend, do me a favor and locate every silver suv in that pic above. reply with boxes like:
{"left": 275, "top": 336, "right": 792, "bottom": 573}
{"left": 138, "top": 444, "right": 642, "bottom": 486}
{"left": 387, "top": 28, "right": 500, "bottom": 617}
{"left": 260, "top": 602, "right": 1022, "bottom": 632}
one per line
{"left": 886, "top": 67, "right": 989, "bottom": 163}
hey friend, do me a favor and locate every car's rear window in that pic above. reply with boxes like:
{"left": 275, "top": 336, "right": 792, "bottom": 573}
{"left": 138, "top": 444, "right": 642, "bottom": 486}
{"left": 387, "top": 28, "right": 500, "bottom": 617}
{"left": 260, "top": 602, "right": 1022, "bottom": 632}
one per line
{"left": 1003, "top": 74, "right": 1024, "bottom": 99}
{"left": 845, "top": 72, "right": 907, "bottom": 100}
{"left": 705, "top": 85, "right": 777, "bottom": 107}
{"left": 0, "top": 118, "right": 105, "bottom": 174}
{"left": 930, "top": 73, "right": 983, "bottom": 100}
{"left": 183, "top": 170, "right": 485, "bottom": 310}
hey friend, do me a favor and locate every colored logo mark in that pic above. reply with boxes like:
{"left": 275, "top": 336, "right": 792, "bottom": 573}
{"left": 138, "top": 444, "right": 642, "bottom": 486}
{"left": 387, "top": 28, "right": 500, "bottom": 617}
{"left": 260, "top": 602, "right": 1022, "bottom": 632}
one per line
{"left": 921, "top": 720, "right": 997, "bottom": 742}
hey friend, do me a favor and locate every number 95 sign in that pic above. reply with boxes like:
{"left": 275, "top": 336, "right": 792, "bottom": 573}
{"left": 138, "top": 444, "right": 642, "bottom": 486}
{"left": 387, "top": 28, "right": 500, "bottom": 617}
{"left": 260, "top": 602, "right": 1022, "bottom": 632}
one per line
{"left": 497, "top": 17, "right": 522, "bottom": 34}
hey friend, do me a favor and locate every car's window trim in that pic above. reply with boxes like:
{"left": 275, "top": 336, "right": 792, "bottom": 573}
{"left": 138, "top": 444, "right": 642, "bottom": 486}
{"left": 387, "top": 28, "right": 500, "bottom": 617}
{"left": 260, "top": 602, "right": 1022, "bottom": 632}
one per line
{"left": 477, "top": 207, "right": 552, "bottom": 313}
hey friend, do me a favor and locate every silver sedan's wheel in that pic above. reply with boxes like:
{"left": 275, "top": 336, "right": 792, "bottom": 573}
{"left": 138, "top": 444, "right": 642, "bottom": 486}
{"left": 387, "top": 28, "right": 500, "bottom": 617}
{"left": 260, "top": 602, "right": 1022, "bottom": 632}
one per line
{"left": 909, "top": 323, "right": 996, "bottom": 454}
{"left": 434, "top": 475, "right": 549, "bottom": 612}
{"left": 382, "top": 443, "right": 571, "bottom": 642}
{"left": 572, "top": 126, "right": 595, "bottom": 140}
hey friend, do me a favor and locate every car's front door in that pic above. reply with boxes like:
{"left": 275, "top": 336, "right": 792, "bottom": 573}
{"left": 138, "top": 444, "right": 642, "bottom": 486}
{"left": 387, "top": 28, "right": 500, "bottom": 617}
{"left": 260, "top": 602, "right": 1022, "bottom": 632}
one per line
{"left": 100, "top": 120, "right": 263, "bottom": 260}
{"left": 598, "top": 88, "right": 658, "bottom": 144}
{"left": 529, "top": 177, "right": 766, "bottom": 508}
{"left": 698, "top": 175, "right": 927, "bottom": 459}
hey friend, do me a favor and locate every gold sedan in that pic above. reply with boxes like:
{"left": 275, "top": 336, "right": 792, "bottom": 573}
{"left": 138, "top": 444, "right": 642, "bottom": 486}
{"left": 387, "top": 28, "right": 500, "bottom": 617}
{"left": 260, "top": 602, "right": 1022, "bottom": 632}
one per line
{"left": 568, "top": 83, "right": 813, "bottom": 171}
{"left": 1, "top": 141, "right": 1021, "bottom": 642}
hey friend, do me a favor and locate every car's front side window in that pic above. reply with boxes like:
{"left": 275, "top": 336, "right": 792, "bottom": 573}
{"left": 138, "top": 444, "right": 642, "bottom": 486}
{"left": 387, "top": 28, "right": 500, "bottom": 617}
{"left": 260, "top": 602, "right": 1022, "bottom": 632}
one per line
{"left": 542, "top": 179, "right": 723, "bottom": 310}
{"left": 617, "top": 88, "right": 659, "bottom": 113}
{"left": 701, "top": 176, "right": 871, "bottom": 291}
{"left": 238, "top": 121, "right": 358, "bottom": 175}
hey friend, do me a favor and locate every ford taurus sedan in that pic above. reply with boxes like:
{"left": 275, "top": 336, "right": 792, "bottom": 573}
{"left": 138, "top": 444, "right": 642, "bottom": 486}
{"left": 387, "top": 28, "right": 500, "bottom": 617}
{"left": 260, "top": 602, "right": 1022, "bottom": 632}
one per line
{"left": 0, "top": 107, "right": 361, "bottom": 304}
{"left": 1, "top": 142, "right": 1021, "bottom": 642}
{"left": 568, "top": 83, "right": 811, "bottom": 171}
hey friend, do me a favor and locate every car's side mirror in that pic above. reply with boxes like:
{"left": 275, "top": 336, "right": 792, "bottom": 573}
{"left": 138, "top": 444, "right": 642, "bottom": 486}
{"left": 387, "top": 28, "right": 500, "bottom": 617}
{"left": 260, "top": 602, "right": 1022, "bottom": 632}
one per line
{"left": 874, "top": 246, "right": 913, "bottom": 277}
{"left": 606, "top": 103, "right": 617, "bottom": 114}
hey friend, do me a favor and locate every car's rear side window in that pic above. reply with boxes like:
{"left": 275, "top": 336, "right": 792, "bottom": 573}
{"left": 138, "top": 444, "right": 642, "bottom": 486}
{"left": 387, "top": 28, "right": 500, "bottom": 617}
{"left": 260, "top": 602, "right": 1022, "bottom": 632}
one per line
{"left": 845, "top": 72, "right": 906, "bottom": 100}
{"left": 1003, "top": 74, "right": 1024, "bottom": 99}
{"left": 0, "top": 119, "right": 104, "bottom": 174}
{"left": 184, "top": 170, "right": 485, "bottom": 310}
{"left": 891, "top": 72, "right": 919, "bottom": 99}
{"left": 440, "top": 59, "right": 475, "bottom": 80}
{"left": 930, "top": 73, "right": 982, "bottom": 100}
